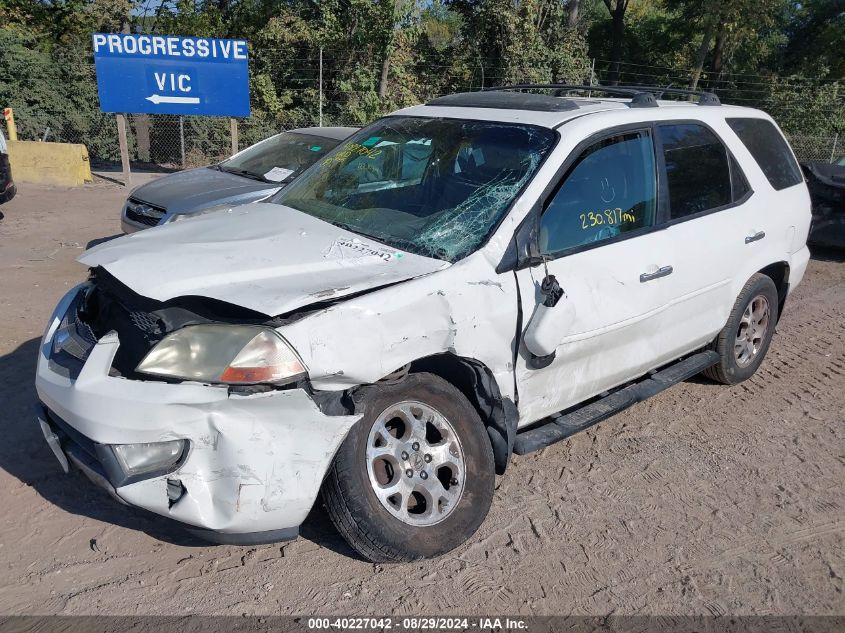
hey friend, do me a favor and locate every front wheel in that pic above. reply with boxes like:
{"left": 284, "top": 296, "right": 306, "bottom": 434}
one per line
{"left": 703, "top": 273, "right": 779, "bottom": 385}
{"left": 322, "top": 373, "right": 495, "bottom": 562}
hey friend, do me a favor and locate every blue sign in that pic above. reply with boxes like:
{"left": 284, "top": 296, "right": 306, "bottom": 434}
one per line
{"left": 92, "top": 33, "right": 250, "bottom": 117}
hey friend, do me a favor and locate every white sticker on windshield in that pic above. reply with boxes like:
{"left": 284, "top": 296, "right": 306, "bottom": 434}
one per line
{"left": 264, "top": 167, "right": 294, "bottom": 182}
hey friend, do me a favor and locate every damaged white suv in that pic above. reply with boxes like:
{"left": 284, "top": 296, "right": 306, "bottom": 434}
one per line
{"left": 36, "top": 86, "right": 811, "bottom": 562}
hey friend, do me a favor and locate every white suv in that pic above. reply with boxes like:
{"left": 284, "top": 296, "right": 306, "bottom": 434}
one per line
{"left": 35, "top": 86, "right": 811, "bottom": 561}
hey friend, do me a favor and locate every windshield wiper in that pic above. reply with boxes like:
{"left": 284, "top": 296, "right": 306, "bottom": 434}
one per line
{"left": 327, "top": 220, "right": 371, "bottom": 236}
{"left": 219, "top": 165, "right": 270, "bottom": 183}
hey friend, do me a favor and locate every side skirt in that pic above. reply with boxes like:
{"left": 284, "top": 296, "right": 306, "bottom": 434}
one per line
{"left": 513, "top": 350, "right": 719, "bottom": 455}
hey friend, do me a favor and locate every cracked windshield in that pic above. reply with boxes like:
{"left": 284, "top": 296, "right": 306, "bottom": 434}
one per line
{"left": 274, "top": 117, "right": 556, "bottom": 261}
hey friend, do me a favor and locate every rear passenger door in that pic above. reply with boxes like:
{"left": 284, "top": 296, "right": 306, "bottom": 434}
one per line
{"left": 654, "top": 121, "right": 757, "bottom": 356}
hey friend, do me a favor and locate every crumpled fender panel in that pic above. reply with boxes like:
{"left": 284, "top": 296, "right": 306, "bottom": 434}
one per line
{"left": 280, "top": 250, "right": 519, "bottom": 403}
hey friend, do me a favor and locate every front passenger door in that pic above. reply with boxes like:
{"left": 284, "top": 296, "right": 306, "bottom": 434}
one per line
{"left": 514, "top": 129, "right": 676, "bottom": 424}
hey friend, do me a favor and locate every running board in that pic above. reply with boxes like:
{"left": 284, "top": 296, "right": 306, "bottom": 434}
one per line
{"left": 512, "top": 350, "right": 719, "bottom": 455}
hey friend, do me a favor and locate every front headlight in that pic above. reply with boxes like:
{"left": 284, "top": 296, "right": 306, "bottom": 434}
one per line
{"left": 136, "top": 324, "right": 306, "bottom": 385}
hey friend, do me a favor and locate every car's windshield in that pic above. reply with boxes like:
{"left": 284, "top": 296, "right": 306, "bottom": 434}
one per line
{"left": 836, "top": 155, "right": 845, "bottom": 166}
{"left": 219, "top": 131, "right": 344, "bottom": 183}
{"left": 273, "top": 117, "right": 556, "bottom": 261}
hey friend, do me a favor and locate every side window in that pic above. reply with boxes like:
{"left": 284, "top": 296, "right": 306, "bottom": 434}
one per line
{"left": 726, "top": 117, "right": 803, "bottom": 190}
{"left": 540, "top": 131, "right": 657, "bottom": 255}
{"left": 730, "top": 155, "right": 751, "bottom": 201}
{"left": 657, "top": 123, "right": 732, "bottom": 219}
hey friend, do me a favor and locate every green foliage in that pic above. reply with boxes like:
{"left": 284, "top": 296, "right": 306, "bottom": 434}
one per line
{"left": 452, "top": 0, "right": 590, "bottom": 85}
{"left": 0, "top": 0, "right": 841, "bottom": 164}
{"left": 764, "top": 78, "right": 844, "bottom": 135}
{"left": 780, "top": 0, "right": 845, "bottom": 80}
{"left": 0, "top": 28, "right": 126, "bottom": 159}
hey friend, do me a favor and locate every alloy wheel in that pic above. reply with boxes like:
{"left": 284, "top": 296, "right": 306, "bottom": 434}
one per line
{"left": 365, "top": 400, "right": 466, "bottom": 527}
{"left": 734, "top": 295, "right": 770, "bottom": 367}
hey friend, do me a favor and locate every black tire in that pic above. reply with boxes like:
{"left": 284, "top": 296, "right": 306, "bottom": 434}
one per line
{"left": 322, "top": 372, "right": 495, "bottom": 562}
{"left": 703, "top": 273, "right": 779, "bottom": 385}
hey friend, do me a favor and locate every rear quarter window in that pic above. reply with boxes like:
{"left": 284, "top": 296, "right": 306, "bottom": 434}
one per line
{"left": 726, "top": 118, "right": 803, "bottom": 191}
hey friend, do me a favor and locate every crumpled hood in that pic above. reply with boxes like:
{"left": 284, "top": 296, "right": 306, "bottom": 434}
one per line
{"left": 80, "top": 203, "right": 449, "bottom": 316}
{"left": 131, "top": 167, "right": 280, "bottom": 214}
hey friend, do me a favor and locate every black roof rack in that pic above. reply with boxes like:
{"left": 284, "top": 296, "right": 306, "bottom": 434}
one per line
{"left": 613, "top": 84, "right": 721, "bottom": 106}
{"left": 426, "top": 91, "right": 580, "bottom": 112}
{"left": 484, "top": 84, "right": 721, "bottom": 107}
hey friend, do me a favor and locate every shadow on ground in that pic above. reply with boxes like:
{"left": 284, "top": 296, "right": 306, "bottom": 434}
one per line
{"left": 0, "top": 337, "right": 359, "bottom": 558}
{"left": 809, "top": 244, "right": 845, "bottom": 263}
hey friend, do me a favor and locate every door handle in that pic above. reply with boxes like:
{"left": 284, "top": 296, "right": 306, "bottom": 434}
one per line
{"left": 745, "top": 230, "right": 766, "bottom": 244}
{"left": 640, "top": 265, "right": 673, "bottom": 283}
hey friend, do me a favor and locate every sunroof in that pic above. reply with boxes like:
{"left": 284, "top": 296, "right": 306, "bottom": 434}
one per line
{"left": 426, "top": 91, "right": 580, "bottom": 112}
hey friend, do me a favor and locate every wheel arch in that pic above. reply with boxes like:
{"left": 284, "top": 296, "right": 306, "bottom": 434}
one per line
{"left": 757, "top": 261, "right": 790, "bottom": 322}
{"left": 408, "top": 353, "right": 518, "bottom": 475}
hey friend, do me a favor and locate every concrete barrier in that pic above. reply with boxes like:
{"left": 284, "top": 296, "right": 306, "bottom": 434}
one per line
{"left": 7, "top": 140, "right": 93, "bottom": 187}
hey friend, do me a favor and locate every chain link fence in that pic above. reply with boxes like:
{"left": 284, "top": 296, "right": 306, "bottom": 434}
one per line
{"left": 18, "top": 113, "right": 841, "bottom": 173}
{"left": 12, "top": 112, "right": 361, "bottom": 172}
{"left": 785, "top": 134, "right": 841, "bottom": 163}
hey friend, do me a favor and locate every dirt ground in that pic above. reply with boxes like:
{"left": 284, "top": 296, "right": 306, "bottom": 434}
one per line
{"left": 0, "top": 181, "right": 842, "bottom": 617}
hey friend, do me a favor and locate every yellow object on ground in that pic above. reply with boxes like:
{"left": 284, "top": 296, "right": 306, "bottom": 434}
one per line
{"left": 7, "top": 140, "right": 93, "bottom": 187}
{"left": 3, "top": 107, "right": 17, "bottom": 141}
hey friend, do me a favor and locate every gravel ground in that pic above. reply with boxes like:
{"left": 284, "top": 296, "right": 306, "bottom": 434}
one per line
{"left": 0, "top": 182, "right": 842, "bottom": 616}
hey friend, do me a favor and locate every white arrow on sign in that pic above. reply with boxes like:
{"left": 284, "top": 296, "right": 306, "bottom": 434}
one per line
{"left": 145, "top": 94, "right": 201, "bottom": 105}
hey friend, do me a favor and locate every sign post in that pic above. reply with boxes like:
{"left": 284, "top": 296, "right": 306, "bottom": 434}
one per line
{"left": 115, "top": 114, "right": 131, "bottom": 187}
{"left": 179, "top": 116, "right": 185, "bottom": 168}
{"left": 92, "top": 33, "right": 250, "bottom": 182}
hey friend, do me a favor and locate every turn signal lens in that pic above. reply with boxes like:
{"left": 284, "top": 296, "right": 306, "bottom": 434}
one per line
{"left": 136, "top": 324, "right": 306, "bottom": 385}
{"left": 220, "top": 329, "right": 305, "bottom": 383}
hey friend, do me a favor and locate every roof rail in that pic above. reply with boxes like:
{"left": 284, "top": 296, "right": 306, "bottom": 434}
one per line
{"left": 484, "top": 84, "right": 720, "bottom": 107}
{"left": 614, "top": 85, "right": 721, "bottom": 106}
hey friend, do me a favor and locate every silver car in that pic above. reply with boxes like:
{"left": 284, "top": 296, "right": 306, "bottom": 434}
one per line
{"left": 121, "top": 126, "right": 357, "bottom": 232}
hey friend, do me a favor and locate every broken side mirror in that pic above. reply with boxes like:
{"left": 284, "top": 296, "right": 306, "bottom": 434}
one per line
{"left": 495, "top": 201, "right": 543, "bottom": 273}
{"left": 516, "top": 202, "right": 543, "bottom": 268}
{"left": 524, "top": 270, "right": 576, "bottom": 362}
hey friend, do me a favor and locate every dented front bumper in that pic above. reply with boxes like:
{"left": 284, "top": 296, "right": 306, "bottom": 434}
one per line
{"left": 35, "top": 287, "right": 361, "bottom": 543}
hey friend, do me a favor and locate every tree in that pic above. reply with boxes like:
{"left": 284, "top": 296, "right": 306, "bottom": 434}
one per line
{"left": 602, "top": 0, "right": 629, "bottom": 85}
{"left": 567, "top": 0, "right": 581, "bottom": 28}
{"left": 0, "top": 0, "right": 841, "bottom": 164}
{"left": 780, "top": 0, "right": 845, "bottom": 80}
{"left": 451, "top": 0, "right": 590, "bottom": 86}
{"left": 666, "top": 0, "right": 789, "bottom": 93}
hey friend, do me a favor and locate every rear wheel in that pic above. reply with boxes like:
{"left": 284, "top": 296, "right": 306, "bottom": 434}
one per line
{"left": 322, "top": 373, "right": 495, "bottom": 562}
{"left": 703, "top": 273, "right": 779, "bottom": 385}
